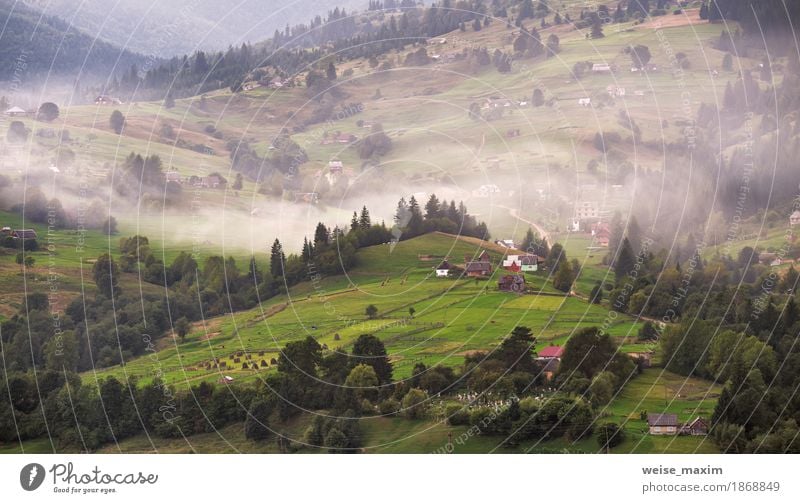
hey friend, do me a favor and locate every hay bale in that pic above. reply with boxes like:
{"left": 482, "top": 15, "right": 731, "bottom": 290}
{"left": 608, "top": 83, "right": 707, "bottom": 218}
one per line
{"left": 261, "top": 360, "right": 268, "bottom": 367}
{"left": 270, "top": 358, "right": 277, "bottom": 365}
{"left": 234, "top": 357, "right": 241, "bottom": 363}
{"left": 334, "top": 333, "right": 341, "bottom": 341}
{"left": 242, "top": 362, "right": 249, "bottom": 369}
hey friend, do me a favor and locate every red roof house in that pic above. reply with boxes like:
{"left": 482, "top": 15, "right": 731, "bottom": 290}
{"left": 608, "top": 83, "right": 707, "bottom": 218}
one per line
{"left": 538, "top": 346, "right": 564, "bottom": 359}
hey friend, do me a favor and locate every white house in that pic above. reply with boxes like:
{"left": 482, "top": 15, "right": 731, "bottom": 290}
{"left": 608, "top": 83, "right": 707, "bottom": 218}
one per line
{"left": 4, "top": 106, "right": 26, "bottom": 117}
{"left": 578, "top": 97, "right": 591, "bottom": 107}
{"left": 435, "top": 260, "right": 452, "bottom": 277}
{"left": 502, "top": 254, "right": 539, "bottom": 272}
{"left": 790, "top": 210, "right": 800, "bottom": 226}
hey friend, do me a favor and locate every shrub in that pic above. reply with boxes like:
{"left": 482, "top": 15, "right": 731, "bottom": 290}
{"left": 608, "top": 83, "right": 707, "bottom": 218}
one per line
{"left": 445, "top": 403, "right": 470, "bottom": 426}
{"left": 401, "top": 388, "right": 428, "bottom": 419}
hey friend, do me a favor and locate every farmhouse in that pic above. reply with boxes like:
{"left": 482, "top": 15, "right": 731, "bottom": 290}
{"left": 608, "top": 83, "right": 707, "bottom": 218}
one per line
{"left": 758, "top": 252, "right": 785, "bottom": 267}
{"left": 647, "top": 413, "right": 679, "bottom": 435}
{"left": 681, "top": 417, "right": 709, "bottom": 436}
{"left": 574, "top": 201, "right": 599, "bottom": 219}
{"left": 502, "top": 254, "right": 539, "bottom": 272}
{"left": 195, "top": 175, "right": 223, "bottom": 188}
{"left": 541, "top": 358, "right": 559, "bottom": 381}
{"left": 475, "top": 184, "right": 501, "bottom": 198}
{"left": 328, "top": 160, "right": 344, "bottom": 174}
{"left": 11, "top": 229, "right": 38, "bottom": 240}
{"left": 791, "top": 210, "right": 800, "bottom": 226}
{"left": 435, "top": 260, "right": 452, "bottom": 277}
{"left": 166, "top": 171, "right": 182, "bottom": 183}
{"left": 320, "top": 132, "right": 358, "bottom": 145}
{"left": 627, "top": 351, "right": 653, "bottom": 368}
{"left": 498, "top": 274, "right": 525, "bottom": 293}
{"left": 94, "top": 95, "right": 121, "bottom": 105}
{"left": 606, "top": 85, "right": 626, "bottom": 97}
{"left": 537, "top": 346, "right": 563, "bottom": 380}
{"left": 465, "top": 261, "right": 491, "bottom": 277}
{"left": 294, "top": 192, "right": 319, "bottom": 204}
{"left": 537, "top": 346, "right": 564, "bottom": 360}
{"left": 4, "top": 106, "right": 27, "bottom": 117}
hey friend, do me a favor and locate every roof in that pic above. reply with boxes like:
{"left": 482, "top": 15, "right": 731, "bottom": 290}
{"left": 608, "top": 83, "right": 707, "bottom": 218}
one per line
{"left": 5, "top": 106, "right": 25, "bottom": 114}
{"left": 465, "top": 261, "right": 491, "bottom": 273}
{"left": 538, "top": 346, "right": 563, "bottom": 359}
{"left": 686, "top": 417, "right": 708, "bottom": 428}
{"left": 436, "top": 260, "right": 451, "bottom": 270}
{"left": 519, "top": 255, "right": 538, "bottom": 266}
{"left": 791, "top": 210, "right": 800, "bottom": 218}
{"left": 647, "top": 413, "right": 678, "bottom": 427}
{"left": 13, "top": 229, "right": 38, "bottom": 239}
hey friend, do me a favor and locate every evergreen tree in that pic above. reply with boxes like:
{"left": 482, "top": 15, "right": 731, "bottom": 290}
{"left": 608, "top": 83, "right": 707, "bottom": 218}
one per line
{"left": 358, "top": 206, "right": 371, "bottom": 229}
{"left": 269, "top": 238, "right": 285, "bottom": 278}
{"left": 615, "top": 238, "right": 636, "bottom": 281}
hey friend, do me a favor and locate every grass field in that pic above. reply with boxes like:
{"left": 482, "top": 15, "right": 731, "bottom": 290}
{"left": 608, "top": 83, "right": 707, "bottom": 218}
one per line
{"left": 85, "top": 233, "right": 644, "bottom": 388}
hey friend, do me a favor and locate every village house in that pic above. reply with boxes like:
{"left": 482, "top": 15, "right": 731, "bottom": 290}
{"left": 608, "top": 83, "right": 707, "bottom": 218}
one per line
{"left": 591, "top": 63, "right": 612, "bottom": 73}
{"left": 537, "top": 346, "right": 563, "bottom": 380}
{"left": 328, "top": 160, "right": 344, "bottom": 174}
{"left": 591, "top": 222, "right": 611, "bottom": 247}
{"left": 11, "top": 229, "right": 38, "bottom": 240}
{"left": 575, "top": 201, "right": 599, "bottom": 220}
{"left": 537, "top": 346, "right": 564, "bottom": 360}
{"left": 474, "top": 184, "right": 501, "bottom": 198}
{"left": 194, "top": 175, "right": 223, "bottom": 189}
{"left": 495, "top": 239, "right": 515, "bottom": 248}
{"left": 606, "top": 85, "right": 626, "bottom": 97}
{"left": 758, "top": 252, "right": 784, "bottom": 267}
{"left": 498, "top": 274, "right": 525, "bottom": 293}
{"left": 4, "top": 106, "right": 27, "bottom": 117}
{"left": 627, "top": 351, "right": 653, "bottom": 368}
{"left": 647, "top": 413, "right": 679, "bottom": 435}
{"left": 578, "top": 97, "right": 592, "bottom": 107}
{"left": 465, "top": 261, "right": 491, "bottom": 277}
{"left": 321, "top": 132, "right": 357, "bottom": 145}
{"left": 435, "top": 260, "right": 452, "bottom": 278}
{"left": 166, "top": 171, "right": 182, "bottom": 184}
{"left": 294, "top": 192, "right": 319, "bottom": 204}
{"left": 790, "top": 210, "right": 800, "bottom": 226}
{"left": 94, "top": 95, "right": 121, "bottom": 105}
{"left": 680, "top": 417, "right": 709, "bottom": 436}
{"left": 502, "top": 254, "right": 539, "bottom": 272}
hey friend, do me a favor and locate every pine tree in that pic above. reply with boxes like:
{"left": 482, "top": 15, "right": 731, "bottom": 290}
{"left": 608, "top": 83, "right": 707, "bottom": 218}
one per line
{"left": 350, "top": 211, "right": 360, "bottom": 232}
{"left": 302, "top": 237, "right": 313, "bottom": 262}
{"left": 359, "top": 206, "right": 371, "bottom": 229}
{"left": 424, "top": 194, "right": 441, "bottom": 220}
{"left": 270, "top": 238, "right": 285, "bottom": 278}
{"left": 521, "top": 228, "right": 536, "bottom": 252}
{"left": 314, "top": 222, "right": 330, "bottom": 247}
{"left": 615, "top": 238, "right": 636, "bottom": 281}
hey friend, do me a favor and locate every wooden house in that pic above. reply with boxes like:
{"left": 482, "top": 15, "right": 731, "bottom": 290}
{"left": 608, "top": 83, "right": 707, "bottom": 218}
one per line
{"left": 647, "top": 413, "right": 679, "bottom": 435}
{"left": 11, "top": 229, "right": 37, "bottom": 240}
{"left": 498, "top": 274, "right": 525, "bottom": 293}
{"left": 465, "top": 261, "right": 491, "bottom": 277}
{"left": 680, "top": 417, "right": 709, "bottom": 436}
